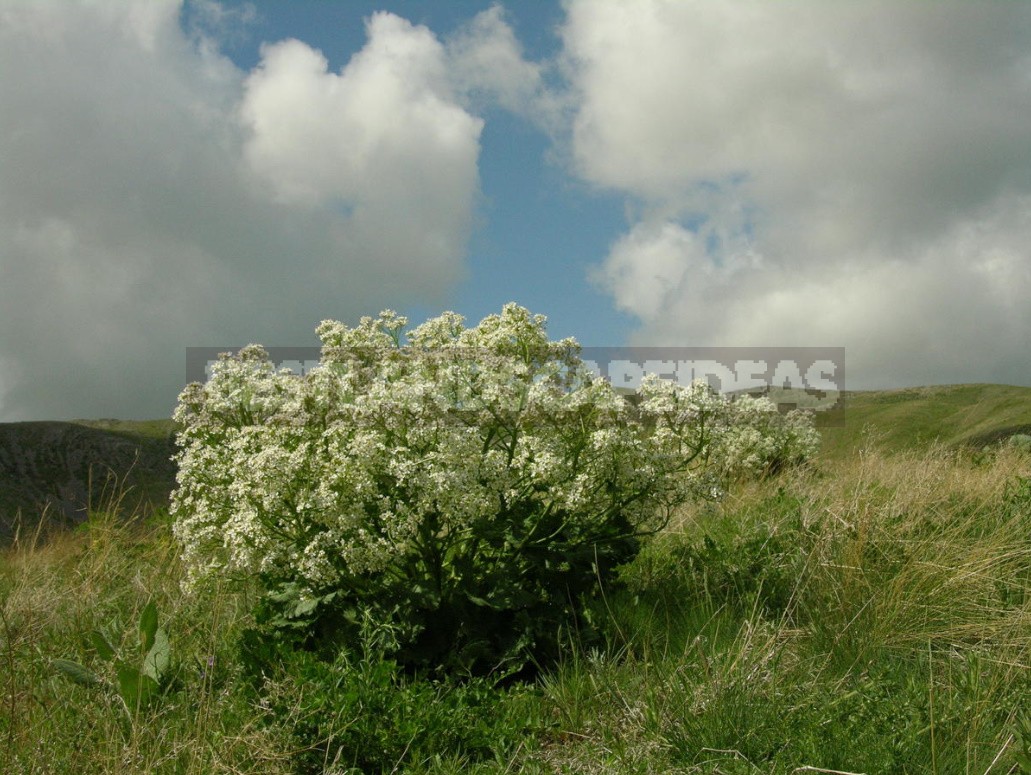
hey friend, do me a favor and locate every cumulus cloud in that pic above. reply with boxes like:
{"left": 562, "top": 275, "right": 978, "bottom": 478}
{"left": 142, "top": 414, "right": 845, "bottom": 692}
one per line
{"left": 240, "top": 12, "right": 483, "bottom": 277}
{"left": 594, "top": 198, "right": 1031, "bottom": 387}
{"left": 566, "top": 0, "right": 1031, "bottom": 387}
{"left": 445, "top": 4, "right": 556, "bottom": 125}
{"left": 0, "top": 1, "right": 530, "bottom": 421}
{"left": 589, "top": 221, "right": 705, "bottom": 326}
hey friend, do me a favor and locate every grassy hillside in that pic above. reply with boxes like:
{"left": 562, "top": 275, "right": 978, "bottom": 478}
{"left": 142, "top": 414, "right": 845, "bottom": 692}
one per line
{"left": 0, "top": 419, "right": 176, "bottom": 543}
{"left": 2, "top": 437, "right": 1028, "bottom": 772}
{"left": 817, "top": 383, "right": 1031, "bottom": 459}
{"left": 1, "top": 389, "right": 1030, "bottom": 772}
{"left": 4, "top": 385, "right": 1031, "bottom": 544}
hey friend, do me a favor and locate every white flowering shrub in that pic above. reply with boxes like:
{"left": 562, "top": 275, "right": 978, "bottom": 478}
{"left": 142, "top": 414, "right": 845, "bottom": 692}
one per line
{"left": 171, "top": 303, "right": 817, "bottom": 674}
{"left": 713, "top": 395, "right": 822, "bottom": 480}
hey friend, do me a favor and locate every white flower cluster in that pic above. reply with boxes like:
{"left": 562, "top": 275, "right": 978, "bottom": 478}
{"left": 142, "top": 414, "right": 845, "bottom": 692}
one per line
{"left": 710, "top": 393, "right": 822, "bottom": 480}
{"left": 171, "top": 303, "right": 818, "bottom": 593}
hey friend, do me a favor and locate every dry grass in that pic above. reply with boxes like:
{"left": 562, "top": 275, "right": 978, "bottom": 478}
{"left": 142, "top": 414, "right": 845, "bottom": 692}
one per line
{"left": 3, "top": 442, "right": 1030, "bottom": 773}
{"left": 0, "top": 503, "right": 290, "bottom": 775}
{"left": 531, "top": 443, "right": 1031, "bottom": 772}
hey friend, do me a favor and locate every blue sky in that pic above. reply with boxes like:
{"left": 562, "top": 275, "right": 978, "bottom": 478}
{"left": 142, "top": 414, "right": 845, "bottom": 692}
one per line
{"left": 2, "top": 1, "right": 1031, "bottom": 420}
{"left": 202, "top": 0, "right": 634, "bottom": 346}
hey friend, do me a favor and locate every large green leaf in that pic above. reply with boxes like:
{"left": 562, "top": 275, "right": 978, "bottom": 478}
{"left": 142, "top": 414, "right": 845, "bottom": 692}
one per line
{"left": 138, "top": 601, "right": 158, "bottom": 652}
{"left": 52, "top": 658, "right": 104, "bottom": 687}
{"left": 117, "top": 664, "right": 159, "bottom": 710}
{"left": 141, "top": 628, "right": 170, "bottom": 684}
{"left": 90, "top": 630, "right": 116, "bottom": 662}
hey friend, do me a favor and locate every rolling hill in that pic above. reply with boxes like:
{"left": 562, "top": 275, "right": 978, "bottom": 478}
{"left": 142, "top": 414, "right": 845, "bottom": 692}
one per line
{"left": 0, "top": 418, "right": 176, "bottom": 542}
{"left": 1, "top": 383, "right": 1030, "bottom": 542}
{"left": 815, "top": 383, "right": 1031, "bottom": 458}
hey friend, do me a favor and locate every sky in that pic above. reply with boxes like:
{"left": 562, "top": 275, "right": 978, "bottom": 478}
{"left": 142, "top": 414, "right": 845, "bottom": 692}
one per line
{"left": 1, "top": 0, "right": 1030, "bottom": 421}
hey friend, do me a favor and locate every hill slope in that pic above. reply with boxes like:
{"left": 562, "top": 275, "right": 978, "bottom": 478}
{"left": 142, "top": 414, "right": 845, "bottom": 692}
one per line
{"left": 2, "top": 384, "right": 1030, "bottom": 541}
{"left": 816, "top": 383, "right": 1031, "bottom": 458}
{"left": 0, "top": 419, "right": 176, "bottom": 542}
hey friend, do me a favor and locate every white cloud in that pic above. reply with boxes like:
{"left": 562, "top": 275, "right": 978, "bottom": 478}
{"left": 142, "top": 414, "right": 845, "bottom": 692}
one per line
{"left": 566, "top": 0, "right": 1031, "bottom": 388}
{"left": 593, "top": 195, "right": 1031, "bottom": 388}
{"left": 445, "top": 4, "right": 552, "bottom": 123}
{"left": 241, "top": 15, "right": 477, "bottom": 205}
{"left": 239, "top": 13, "right": 484, "bottom": 278}
{"left": 590, "top": 221, "right": 702, "bottom": 326}
{"left": 0, "top": 1, "right": 491, "bottom": 420}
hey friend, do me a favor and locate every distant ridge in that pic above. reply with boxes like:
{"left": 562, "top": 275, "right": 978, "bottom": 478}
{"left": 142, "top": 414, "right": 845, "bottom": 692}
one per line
{"left": 0, "top": 419, "right": 176, "bottom": 543}
{"left": 815, "top": 383, "right": 1031, "bottom": 458}
{"left": 2, "top": 384, "right": 1030, "bottom": 541}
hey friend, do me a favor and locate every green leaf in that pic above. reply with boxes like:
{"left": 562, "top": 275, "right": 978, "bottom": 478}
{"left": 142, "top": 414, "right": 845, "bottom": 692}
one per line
{"left": 1013, "top": 752, "right": 1031, "bottom": 775}
{"left": 292, "top": 597, "right": 319, "bottom": 618}
{"left": 269, "top": 583, "right": 300, "bottom": 604}
{"left": 52, "top": 658, "right": 104, "bottom": 687}
{"left": 141, "top": 628, "right": 170, "bottom": 684}
{"left": 90, "top": 630, "right": 116, "bottom": 662}
{"left": 139, "top": 601, "right": 158, "bottom": 652}
{"left": 117, "top": 664, "right": 159, "bottom": 709}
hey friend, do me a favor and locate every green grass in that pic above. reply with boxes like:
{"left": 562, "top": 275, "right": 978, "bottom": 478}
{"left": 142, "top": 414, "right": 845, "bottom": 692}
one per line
{"left": 536, "top": 446, "right": 1031, "bottom": 772}
{"left": 72, "top": 418, "right": 177, "bottom": 442}
{"left": 818, "top": 383, "right": 1031, "bottom": 459}
{"left": 2, "top": 398, "right": 1031, "bottom": 773}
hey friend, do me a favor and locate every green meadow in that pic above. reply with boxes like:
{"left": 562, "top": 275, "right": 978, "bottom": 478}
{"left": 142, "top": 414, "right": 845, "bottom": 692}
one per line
{"left": 1, "top": 387, "right": 1029, "bottom": 774}
{"left": 817, "top": 384, "right": 1031, "bottom": 458}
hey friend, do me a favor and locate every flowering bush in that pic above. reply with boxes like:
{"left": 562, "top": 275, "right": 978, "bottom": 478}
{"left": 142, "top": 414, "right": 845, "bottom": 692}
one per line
{"left": 713, "top": 394, "right": 822, "bottom": 480}
{"left": 171, "top": 304, "right": 817, "bottom": 675}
